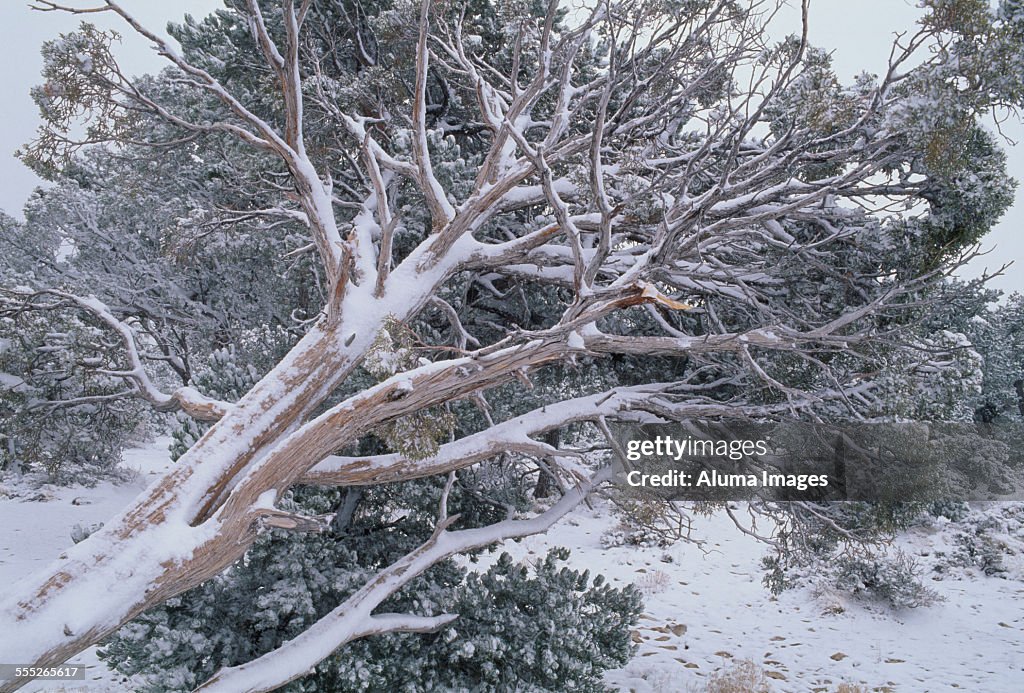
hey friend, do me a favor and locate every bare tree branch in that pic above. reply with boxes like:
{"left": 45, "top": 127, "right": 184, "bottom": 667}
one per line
{"left": 2, "top": 289, "right": 231, "bottom": 421}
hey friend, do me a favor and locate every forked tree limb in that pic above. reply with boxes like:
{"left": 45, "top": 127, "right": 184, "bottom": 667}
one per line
{"left": 1, "top": 289, "right": 232, "bottom": 421}
{"left": 193, "top": 467, "right": 612, "bottom": 693}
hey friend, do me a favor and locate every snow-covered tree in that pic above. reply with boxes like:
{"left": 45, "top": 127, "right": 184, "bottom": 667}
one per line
{"left": 100, "top": 479, "right": 641, "bottom": 692}
{"left": 2, "top": 0, "right": 1023, "bottom": 690}
{"left": 968, "top": 293, "right": 1024, "bottom": 421}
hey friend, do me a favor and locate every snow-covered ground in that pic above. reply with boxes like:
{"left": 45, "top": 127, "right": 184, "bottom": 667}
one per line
{"left": 1, "top": 440, "right": 1022, "bottom": 692}
{"left": 502, "top": 507, "right": 1024, "bottom": 692}
{"left": 0, "top": 440, "right": 172, "bottom": 692}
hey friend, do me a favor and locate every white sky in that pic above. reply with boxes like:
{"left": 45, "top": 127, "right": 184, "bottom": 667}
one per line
{"left": 0, "top": 0, "right": 1021, "bottom": 293}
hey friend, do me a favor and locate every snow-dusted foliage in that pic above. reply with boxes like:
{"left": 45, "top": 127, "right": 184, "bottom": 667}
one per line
{"left": 758, "top": 415, "right": 1024, "bottom": 606}
{"left": 2, "top": 143, "right": 316, "bottom": 480}
{"left": 1, "top": 0, "right": 1023, "bottom": 689}
{"left": 870, "top": 330, "right": 984, "bottom": 422}
{"left": 0, "top": 307, "right": 145, "bottom": 482}
{"left": 101, "top": 481, "right": 640, "bottom": 692}
{"left": 1, "top": 212, "right": 145, "bottom": 481}
{"left": 966, "top": 293, "right": 1024, "bottom": 421}
{"left": 760, "top": 500, "right": 943, "bottom": 609}
{"left": 830, "top": 551, "right": 942, "bottom": 610}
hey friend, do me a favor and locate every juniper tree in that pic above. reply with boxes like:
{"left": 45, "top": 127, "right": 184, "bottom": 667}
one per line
{"left": 1, "top": 0, "right": 1023, "bottom": 690}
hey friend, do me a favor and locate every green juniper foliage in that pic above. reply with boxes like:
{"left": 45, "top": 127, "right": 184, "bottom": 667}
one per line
{"left": 100, "top": 480, "right": 641, "bottom": 693}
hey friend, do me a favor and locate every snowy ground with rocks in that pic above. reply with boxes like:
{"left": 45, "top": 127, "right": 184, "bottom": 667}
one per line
{"left": 1, "top": 439, "right": 1022, "bottom": 692}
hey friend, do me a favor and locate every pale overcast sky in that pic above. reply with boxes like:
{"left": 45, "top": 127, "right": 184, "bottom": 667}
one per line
{"left": 0, "top": 0, "right": 1021, "bottom": 293}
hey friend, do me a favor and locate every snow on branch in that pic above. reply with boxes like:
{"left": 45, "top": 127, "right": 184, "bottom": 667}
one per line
{"left": 297, "top": 383, "right": 797, "bottom": 487}
{"left": 194, "top": 467, "right": 612, "bottom": 693}
{"left": 301, "top": 386, "right": 656, "bottom": 486}
{"left": 31, "top": 0, "right": 349, "bottom": 312}
{"left": 1, "top": 288, "right": 231, "bottom": 421}
{"left": 32, "top": 1, "right": 289, "bottom": 152}
{"left": 258, "top": 278, "right": 889, "bottom": 503}
{"left": 412, "top": 0, "right": 456, "bottom": 232}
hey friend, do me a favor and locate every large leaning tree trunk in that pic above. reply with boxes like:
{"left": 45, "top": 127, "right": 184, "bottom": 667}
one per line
{"left": 1, "top": 0, "right": 1019, "bottom": 690}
